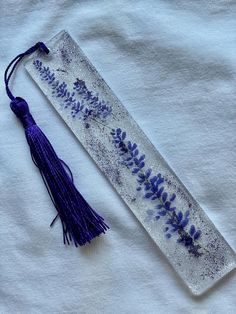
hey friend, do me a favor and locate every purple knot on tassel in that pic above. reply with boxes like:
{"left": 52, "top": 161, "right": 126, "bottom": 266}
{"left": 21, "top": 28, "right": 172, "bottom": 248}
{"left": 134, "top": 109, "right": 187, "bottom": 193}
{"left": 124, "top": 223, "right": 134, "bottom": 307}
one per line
{"left": 10, "top": 97, "right": 36, "bottom": 129}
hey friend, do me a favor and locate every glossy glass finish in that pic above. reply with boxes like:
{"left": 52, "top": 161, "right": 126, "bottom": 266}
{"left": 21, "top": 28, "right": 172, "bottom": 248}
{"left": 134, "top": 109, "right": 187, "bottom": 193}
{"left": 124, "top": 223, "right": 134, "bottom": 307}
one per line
{"left": 25, "top": 30, "right": 236, "bottom": 295}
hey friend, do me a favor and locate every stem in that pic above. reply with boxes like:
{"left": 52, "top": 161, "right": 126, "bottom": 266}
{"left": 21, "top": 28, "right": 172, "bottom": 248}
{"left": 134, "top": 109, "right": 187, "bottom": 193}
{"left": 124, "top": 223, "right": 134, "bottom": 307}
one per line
{"left": 90, "top": 117, "right": 114, "bottom": 130}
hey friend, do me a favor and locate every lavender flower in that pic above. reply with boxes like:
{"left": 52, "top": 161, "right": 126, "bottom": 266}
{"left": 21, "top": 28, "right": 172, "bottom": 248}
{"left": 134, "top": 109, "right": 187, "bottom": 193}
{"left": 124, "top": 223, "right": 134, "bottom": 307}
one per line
{"left": 73, "top": 79, "right": 112, "bottom": 119}
{"left": 111, "top": 128, "right": 202, "bottom": 257}
{"left": 33, "top": 60, "right": 112, "bottom": 126}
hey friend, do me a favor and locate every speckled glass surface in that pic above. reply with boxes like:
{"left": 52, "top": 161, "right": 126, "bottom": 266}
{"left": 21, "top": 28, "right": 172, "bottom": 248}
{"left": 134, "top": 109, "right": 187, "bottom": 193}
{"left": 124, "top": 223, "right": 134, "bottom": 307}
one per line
{"left": 25, "top": 30, "right": 235, "bottom": 295}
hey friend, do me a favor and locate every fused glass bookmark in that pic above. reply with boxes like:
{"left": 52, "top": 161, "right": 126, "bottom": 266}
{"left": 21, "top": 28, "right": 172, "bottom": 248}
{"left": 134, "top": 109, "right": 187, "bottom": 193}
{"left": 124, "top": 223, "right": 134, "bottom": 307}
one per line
{"left": 25, "top": 30, "right": 236, "bottom": 295}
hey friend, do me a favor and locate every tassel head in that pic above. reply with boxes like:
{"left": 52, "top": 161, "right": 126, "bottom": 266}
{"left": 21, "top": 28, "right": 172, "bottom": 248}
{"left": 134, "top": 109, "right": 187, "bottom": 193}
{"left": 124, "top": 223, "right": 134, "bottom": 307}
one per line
{"left": 10, "top": 97, "right": 36, "bottom": 129}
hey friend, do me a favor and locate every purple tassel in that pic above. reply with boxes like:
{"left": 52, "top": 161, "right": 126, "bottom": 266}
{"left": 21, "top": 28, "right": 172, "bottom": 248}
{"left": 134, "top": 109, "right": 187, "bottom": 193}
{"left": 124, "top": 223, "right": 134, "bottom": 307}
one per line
{"left": 4, "top": 43, "right": 109, "bottom": 246}
{"left": 10, "top": 97, "right": 109, "bottom": 246}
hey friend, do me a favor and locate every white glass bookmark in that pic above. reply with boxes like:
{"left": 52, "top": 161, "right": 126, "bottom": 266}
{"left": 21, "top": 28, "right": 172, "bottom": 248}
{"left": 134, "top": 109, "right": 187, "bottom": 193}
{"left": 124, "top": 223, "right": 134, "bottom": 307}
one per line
{"left": 25, "top": 30, "right": 236, "bottom": 295}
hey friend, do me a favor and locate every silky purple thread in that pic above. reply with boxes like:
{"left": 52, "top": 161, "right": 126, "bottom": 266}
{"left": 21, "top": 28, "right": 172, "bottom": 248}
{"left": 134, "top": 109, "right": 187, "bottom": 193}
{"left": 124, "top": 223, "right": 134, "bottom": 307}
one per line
{"left": 4, "top": 42, "right": 109, "bottom": 246}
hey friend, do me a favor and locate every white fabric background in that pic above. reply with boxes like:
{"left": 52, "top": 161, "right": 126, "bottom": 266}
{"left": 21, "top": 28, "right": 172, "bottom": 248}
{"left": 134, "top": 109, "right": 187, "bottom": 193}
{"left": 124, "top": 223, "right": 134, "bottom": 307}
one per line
{"left": 0, "top": 1, "right": 236, "bottom": 313}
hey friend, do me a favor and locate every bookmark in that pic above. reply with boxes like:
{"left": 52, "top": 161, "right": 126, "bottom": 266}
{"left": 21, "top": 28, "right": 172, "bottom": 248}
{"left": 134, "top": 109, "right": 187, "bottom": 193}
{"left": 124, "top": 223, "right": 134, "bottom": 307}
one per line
{"left": 25, "top": 30, "right": 236, "bottom": 295}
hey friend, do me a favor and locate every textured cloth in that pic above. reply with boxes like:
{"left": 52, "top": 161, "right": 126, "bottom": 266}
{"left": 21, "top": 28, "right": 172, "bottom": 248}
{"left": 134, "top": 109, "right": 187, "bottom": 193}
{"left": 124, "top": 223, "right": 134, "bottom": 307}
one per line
{"left": 0, "top": 1, "right": 235, "bottom": 313}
